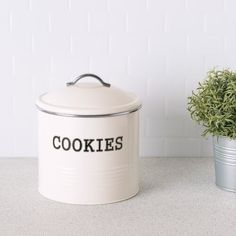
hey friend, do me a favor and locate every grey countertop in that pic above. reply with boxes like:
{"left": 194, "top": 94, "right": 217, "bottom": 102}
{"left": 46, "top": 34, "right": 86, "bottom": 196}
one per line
{"left": 0, "top": 157, "right": 236, "bottom": 236}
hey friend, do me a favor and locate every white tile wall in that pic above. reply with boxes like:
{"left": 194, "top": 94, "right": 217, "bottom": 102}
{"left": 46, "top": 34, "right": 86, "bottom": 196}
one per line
{"left": 1, "top": 0, "right": 236, "bottom": 157}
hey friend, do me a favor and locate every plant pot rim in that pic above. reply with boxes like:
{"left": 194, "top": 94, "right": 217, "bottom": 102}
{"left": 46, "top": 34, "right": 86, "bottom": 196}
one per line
{"left": 213, "top": 135, "right": 236, "bottom": 141}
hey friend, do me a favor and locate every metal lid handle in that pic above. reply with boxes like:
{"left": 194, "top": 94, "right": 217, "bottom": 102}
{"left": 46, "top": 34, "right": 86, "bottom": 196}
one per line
{"left": 66, "top": 74, "right": 111, "bottom": 87}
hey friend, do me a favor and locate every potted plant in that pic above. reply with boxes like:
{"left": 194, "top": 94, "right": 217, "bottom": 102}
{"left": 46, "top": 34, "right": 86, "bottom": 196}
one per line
{"left": 188, "top": 69, "right": 236, "bottom": 192}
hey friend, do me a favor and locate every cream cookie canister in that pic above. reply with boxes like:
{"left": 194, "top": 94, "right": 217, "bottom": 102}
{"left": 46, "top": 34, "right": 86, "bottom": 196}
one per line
{"left": 36, "top": 74, "right": 142, "bottom": 204}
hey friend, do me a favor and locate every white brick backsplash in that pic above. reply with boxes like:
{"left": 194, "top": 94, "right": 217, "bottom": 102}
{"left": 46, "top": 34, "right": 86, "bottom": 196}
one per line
{"left": 0, "top": 55, "right": 13, "bottom": 76}
{"left": 224, "top": 36, "right": 236, "bottom": 54}
{"left": 12, "top": 11, "right": 49, "bottom": 35}
{"left": 72, "top": 33, "right": 109, "bottom": 56}
{"left": 108, "top": 0, "right": 147, "bottom": 12}
{"left": 205, "top": 13, "right": 236, "bottom": 35}
{"left": 140, "top": 137, "right": 165, "bottom": 157}
{"left": 146, "top": 118, "right": 185, "bottom": 138}
{"left": 0, "top": 0, "right": 30, "bottom": 13}
{"left": 49, "top": 11, "right": 88, "bottom": 34}
{"left": 188, "top": 34, "right": 224, "bottom": 55}
{"left": 33, "top": 32, "right": 71, "bottom": 56}
{"left": 109, "top": 33, "right": 148, "bottom": 56}
{"left": 147, "top": 0, "right": 186, "bottom": 13}
{"left": 224, "top": 0, "right": 236, "bottom": 12}
{"left": 201, "top": 138, "right": 213, "bottom": 157}
{"left": 0, "top": 11, "right": 10, "bottom": 33}
{"left": 128, "top": 54, "right": 166, "bottom": 78}
{"left": 183, "top": 119, "right": 202, "bottom": 138}
{"left": 166, "top": 11, "right": 204, "bottom": 34}
{"left": 0, "top": 120, "right": 15, "bottom": 156}
{"left": 185, "top": 76, "right": 203, "bottom": 97}
{"left": 51, "top": 55, "right": 89, "bottom": 82}
{"left": 90, "top": 54, "right": 127, "bottom": 79}
{"left": 0, "top": 33, "right": 32, "bottom": 56}
{"left": 1, "top": 0, "right": 234, "bottom": 157}
{"left": 14, "top": 55, "right": 51, "bottom": 77}
{"left": 142, "top": 98, "right": 165, "bottom": 118}
{"left": 186, "top": 0, "right": 224, "bottom": 13}
{"left": 166, "top": 54, "right": 206, "bottom": 78}
{"left": 165, "top": 97, "right": 188, "bottom": 118}
{"left": 150, "top": 34, "right": 188, "bottom": 55}
{"left": 147, "top": 77, "right": 168, "bottom": 99}
{"left": 121, "top": 75, "right": 148, "bottom": 100}
{"left": 165, "top": 138, "right": 202, "bottom": 157}
{"left": 71, "top": 0, "right": 108, "bottom": 11}
{"left": 89, "top": 11, "right": 126, "bottom": 33}
{"left": 127, "top": 11, "right": 165, "bottom": 33}
{"left": 31, "top": 0, "right": 69, "bottom": 13}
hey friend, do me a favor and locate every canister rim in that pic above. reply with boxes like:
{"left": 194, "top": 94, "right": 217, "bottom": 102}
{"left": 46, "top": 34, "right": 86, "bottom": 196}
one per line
{"left": 36, "top": 104, "right": 142, "bottom": 118}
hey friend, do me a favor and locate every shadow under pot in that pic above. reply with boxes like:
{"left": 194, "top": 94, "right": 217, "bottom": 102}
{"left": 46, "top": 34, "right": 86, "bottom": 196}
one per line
{"left": 36, "top": 74, "right": 142, "bottom": 204}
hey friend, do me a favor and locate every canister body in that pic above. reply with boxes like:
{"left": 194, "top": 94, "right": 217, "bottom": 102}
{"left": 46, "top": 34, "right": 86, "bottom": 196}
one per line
{"left": 38, "top": 111, "right": 139, "bottom": 204}
{"left": 213, "top": 137, "right": 236, "bottom": 192}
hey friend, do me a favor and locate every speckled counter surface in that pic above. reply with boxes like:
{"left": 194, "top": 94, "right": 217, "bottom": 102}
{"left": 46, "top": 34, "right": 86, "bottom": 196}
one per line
{"left": 0, "top": 157, "right": 236, "bottom": 236}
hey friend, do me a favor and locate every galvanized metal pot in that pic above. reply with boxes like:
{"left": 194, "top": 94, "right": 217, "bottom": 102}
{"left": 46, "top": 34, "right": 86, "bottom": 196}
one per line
{"left": 213, "top": 136, "right": 236, "bottom": 192}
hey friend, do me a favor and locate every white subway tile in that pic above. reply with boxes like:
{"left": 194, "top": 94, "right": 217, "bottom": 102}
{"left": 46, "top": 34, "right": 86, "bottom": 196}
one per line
{"left": 204, "top": 54, "right": 227, "bottom": 71}
{"left": 0, "top": 0, "right": 30, "bottom": 13}
{"left": 166, "top": 11, "right": 204, "bottom": 33}
{"left": 224, "top": 0, "right": 236, "bottom": 12}
{"left": 71, "top": 0, "right": 108, "bottom": 11}
{"left": 142, "top": 97, "right": 165, "bottom": 119}
{"left": 140, "top": 137, "right": 165, "bottom": 157}
{"left": 0, "top": 33, "right": 32, "bottom": 56}
{"left": 33, "top": 32, "right": 71, "bottom": 56}
{"left": 186, "top": 0, "right": 224, "bottom": 13}
{"left": 183, "top": 119, "right": 202, "bottom": 138}
{"left": 121, "top": 75, "right": 148, "bottom": 100}
{"left": 163, "top": 77, "right": 186, "bottom": 99}
{"left": 0, "top": 55, "right": 13, "bottom": 76}
{"left": 146, "top": 118, "right": 185, "bottom": 138}
{"left": 108, "top": 0, "right": 147, "bottom": 12}
{"left": 148, "top": 0, "right": 186, "bottom": 13}
{"left": 0, "top": 11, "right": 10, "bottom": 33}
{"left": 185, "top": 76, "right": 203, "bottom": 97}
{"left": 146, "top": 77, "right": 168, "bottom": 99}
{"left": 224, "top": 36, "right": 236, "bottom": 54}
{"left": 90, "top": 54, "right": 127, "bottom": 78}
{"left": 205, "top": 13, "right": 236, "bottom": 35}
{"left": 127, "top": 11, "right": 165, "bottom": 33}
{"left": 109, "top": 33, "right": 148, "bottom": 56}
{"left": 165, "top": 97, "right": 188, "bottom": 119}
{"left": 89, "top": 11, "right": 126, "bottom": 33}
{"left": 201, "top": 138, "right": 213, "bottom": 157}
{"left": 31, "top": 0, "right": 69, "bottom": 13}
{"left": 166, "top": 53, "right": 205, "bottom": 78}
{"left": 72, "top": 33, "right": 109, "bottom": 56}
{"left": 149, "top": 34, "right": 187, "bottom": 55}
{"left": 0, "top": 122, "right": 14, "bottom": 156}
{"left": 12, "top": 11, "right": 49, "bottom": 35}
{"left": 14, "top": 55, "right": 51, "bottom": 77}
{"left": 128, "top": 54, "right": 166, "bottom": 78}
{"left": 12, "top": 114, "right": 37, "bottom": 157}
{"left": 165, "top": 138, "right": 202, "bottom": 157}
{"left": 188, "top": 34, "right": 224, "bottom": 55}
{"left": 51, "top": 55, "right": 89, "bottom": 82}
{"left": 50, "top": 11, "right": 88, "bottom": 34}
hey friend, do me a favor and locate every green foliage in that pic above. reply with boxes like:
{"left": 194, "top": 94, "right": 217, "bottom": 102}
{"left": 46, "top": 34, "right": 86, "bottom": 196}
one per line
{"left": 188, "top": 69, "right": 236, "bottom": 139}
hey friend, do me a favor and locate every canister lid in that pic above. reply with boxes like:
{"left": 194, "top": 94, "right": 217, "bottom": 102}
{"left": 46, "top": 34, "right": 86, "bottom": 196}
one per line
{"left": 36, "top": 74, "right": 141, "bottom": 117}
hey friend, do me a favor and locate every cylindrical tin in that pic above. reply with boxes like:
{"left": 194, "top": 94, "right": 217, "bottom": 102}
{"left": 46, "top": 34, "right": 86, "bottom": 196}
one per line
{"left": 36, "top": 74, "right": 141, "bottom": 204}
{"left": 213, "top": 136, "right": 236, "bottom": 192}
